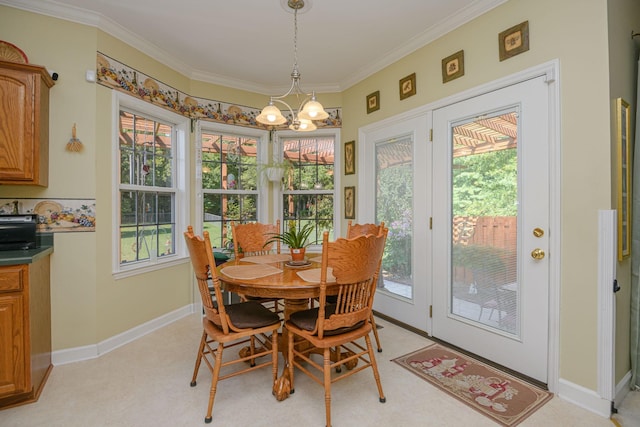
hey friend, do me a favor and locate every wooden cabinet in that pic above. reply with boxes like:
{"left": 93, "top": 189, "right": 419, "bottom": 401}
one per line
{"left": 0, "top": 257, "right": 52, "bottom": 409}
{"left": 0, "top": 60, "right": 55, "bottom": 186}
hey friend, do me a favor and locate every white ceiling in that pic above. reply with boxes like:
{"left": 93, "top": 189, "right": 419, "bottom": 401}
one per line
{"left": 2, "top": 0, "right": 506, "bottom": 94}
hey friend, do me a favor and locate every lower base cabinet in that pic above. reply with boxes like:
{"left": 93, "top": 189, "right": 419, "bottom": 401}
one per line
{"left": 0, "top": 256, "right": 52, "bottom": 409}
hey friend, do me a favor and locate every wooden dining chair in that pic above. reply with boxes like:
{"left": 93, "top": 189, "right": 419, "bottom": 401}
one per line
{"left": 184, "top": 226, "right": 281, "bottom": 424}
{"left": 286, "top": 228, "right": 388, "bottom": 427}
{"left": 231, "top": 220, "right": 281, "bottom": 259}
{"left": 231, "top": 220, "right": 283, "bottom": 314}
{"left": 346, "top": 220, "right": 385, "bottom": 352}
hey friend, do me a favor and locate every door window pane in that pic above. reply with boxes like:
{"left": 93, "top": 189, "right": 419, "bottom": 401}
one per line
{"left": 450, "top": 111, "right": 519, "bottom": 334}
{"left": 375, "top": 137, "right": 413, "bottom": 299}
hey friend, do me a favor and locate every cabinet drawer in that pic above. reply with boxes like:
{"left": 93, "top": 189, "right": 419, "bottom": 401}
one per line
{"left": 0, "top": 265, "right": 25, "bottom": 292}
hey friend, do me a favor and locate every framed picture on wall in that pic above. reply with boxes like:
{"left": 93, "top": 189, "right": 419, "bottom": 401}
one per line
{"left": 442, "top": 50, "right": 464, "bottom": 83}
{"left": 366, "top": 91, "right": 380, "bottom": 114}
{"left": 616, "top": 97, "right": 631, "bottom": 260}
{"left": 344, "top": 186, "right": 355, "bottom": 219}
{"left": 344, "top": 140, "right": 355, "bottom": 175}
{"left": 498, "top": 21, "right": 530, "bottom": 61}
{"left": 399, "top": 73, "right": 416, "bottom": 100}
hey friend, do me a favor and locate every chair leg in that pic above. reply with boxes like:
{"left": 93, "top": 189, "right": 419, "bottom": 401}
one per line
{"left": 370, "top": 313, "right": 383, "bottom": 352}
{"left": 191, "top": 331, "right": 207, "bottom": 387}
{"left": 364, "top": 334, "right": 386, "bottom": 403}
{"left": 204, "top": 342, "right": 225, "bottom": 423}
{"left": 287, "top": 329, "right": 295, "bottom": 393}
{"left": 323, "top": 348, "right": 332, "bottom": 427}
{"left": 271, "top": 330, "right": 279, "bottom": 384}
{"left": 249, "top": 336, "right": 257, "bottom": 367}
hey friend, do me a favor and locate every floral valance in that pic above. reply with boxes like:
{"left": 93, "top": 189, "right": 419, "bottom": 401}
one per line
{"left": 96, "top": 52, "right": 341, "bottom": 131}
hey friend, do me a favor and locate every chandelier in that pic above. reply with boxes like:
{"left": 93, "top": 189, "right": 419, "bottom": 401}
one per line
{"left": 256, "top": 0, "right": 328, "bottom": 132}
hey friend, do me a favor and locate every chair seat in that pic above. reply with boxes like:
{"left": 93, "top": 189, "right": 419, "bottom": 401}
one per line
{"left": 225, "top": 301, "right": 280, "bottom": 329}
{"left": 288, "top": 304, "right": 364, "bottom": 336}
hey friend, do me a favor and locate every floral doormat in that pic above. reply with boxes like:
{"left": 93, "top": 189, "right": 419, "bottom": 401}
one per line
{"left": 392, "top": 343, "right": 553, "bottom": 426}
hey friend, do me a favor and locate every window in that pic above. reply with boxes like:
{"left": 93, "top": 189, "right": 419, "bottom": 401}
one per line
{"left": 200, "top": 125, "right": 266, "bottom": 251}
{"left": 279, "top": 134, "right": 336, "bottom": 245}
{"left": 114, "top": 93, "right": 188, "bottom": 276}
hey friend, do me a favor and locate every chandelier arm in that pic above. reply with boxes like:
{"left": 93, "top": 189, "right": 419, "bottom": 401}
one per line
{"left": 270, "top": 98, "right": 296, "bottom": 118}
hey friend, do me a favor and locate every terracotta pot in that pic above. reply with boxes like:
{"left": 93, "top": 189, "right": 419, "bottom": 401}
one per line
{"left": 290, "top": 247, "right": 306, "bottom": 261}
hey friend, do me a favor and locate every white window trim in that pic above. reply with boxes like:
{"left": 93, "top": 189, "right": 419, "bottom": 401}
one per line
{"left": 112, "top": 91, "right": 190, "bottom": 278}
{"left": 274, "top": 128, "right": 341, "bottom": 251}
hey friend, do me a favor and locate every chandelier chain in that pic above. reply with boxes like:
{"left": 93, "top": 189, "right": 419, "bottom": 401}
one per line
{"left": 292, "top": 8, "right": 299, "bottom": 77}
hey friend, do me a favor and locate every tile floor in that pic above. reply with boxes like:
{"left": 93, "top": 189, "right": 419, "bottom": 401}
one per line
{"left": 0, "top": 313, "right": 628, "bottom": 427}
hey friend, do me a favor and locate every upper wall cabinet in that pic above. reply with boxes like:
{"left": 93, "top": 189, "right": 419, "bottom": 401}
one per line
{"left": 0, "top": 60, "right": 55, "bottom": 186}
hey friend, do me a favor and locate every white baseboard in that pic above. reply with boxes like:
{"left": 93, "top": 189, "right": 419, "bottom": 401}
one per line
{"left": 558, "top": 378, "right": 612, "bottom": 417}
{"left": 614, "top": 370, "right": 632, "bottom": 409}
{"left": 52, "top": 304, "right": 196, "bottom": 366}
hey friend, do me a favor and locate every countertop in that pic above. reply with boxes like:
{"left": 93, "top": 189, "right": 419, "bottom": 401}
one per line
{"left": 0, "top": 233, "right": 54, "bottom": 266}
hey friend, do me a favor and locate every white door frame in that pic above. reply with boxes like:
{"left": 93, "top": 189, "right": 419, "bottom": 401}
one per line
{"left": 358, "top": 60, "right": 560, "bottom": 392}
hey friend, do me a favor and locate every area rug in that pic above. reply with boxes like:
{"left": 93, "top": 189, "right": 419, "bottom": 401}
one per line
{"left": 393, "top": 343, "right": 553, "bottom": 426}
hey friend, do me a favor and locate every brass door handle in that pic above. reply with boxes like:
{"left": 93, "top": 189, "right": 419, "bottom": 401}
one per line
{"left": 531, "top": 248, "right": 545, "bottom": 260}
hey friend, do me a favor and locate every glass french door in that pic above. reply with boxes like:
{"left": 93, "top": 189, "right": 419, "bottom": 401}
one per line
{"left": 360, "top": 116, "right": 430, "bottom": 331}
{"left": 432, "top": 76, "right": 550, "bottom": 383}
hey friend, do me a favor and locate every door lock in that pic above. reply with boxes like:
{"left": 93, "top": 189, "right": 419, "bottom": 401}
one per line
{"left": 531, "top": 248, "right": 545, "bottom": 260}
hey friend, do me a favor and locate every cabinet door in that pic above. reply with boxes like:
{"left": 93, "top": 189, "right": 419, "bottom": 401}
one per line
{"left": 0, "top": 68, "right": 37, "bottom": 181}
{"left": 0, "top": 61, "right": 52, "bottom": 186}
{"left": 0, "top": 294, "right": 27, "bottom": 397}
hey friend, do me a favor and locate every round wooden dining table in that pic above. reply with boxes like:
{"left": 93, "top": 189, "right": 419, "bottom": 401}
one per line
{"left": 217, "top": 255, "right": 323, "bottom": 320}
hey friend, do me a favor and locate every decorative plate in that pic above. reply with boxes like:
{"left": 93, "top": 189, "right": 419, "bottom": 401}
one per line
{"left": 0, "top": 41, "right": 28, "bottom": 64}
{"left": 285, "top": 260, "right": 312, "bottom": 268}
{"left": 34, "top": 200, "right": 63, "bottom": 218}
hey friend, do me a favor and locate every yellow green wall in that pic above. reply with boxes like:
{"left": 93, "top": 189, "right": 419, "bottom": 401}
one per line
{"left": 1, "top": 0, "right": 638, "bottom": 396}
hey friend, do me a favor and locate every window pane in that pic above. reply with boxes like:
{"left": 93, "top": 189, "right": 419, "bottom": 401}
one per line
{"left": 121, "top": 191, "right": 136, "bottom": 225}
{"left": 119, "top": 111, "right": 135, "bottom": 185}
{"left": 203, "top": 192, "right": 257, "bottom": 248}
{"left": 158, "top": 224, "right": 174, "bottom": 256}
{"left": 120, "top": 148, "right": 133, "bottom": 185}
{"left": 201, "top": 131, "right": 261, "bottom": 248}
{"left": 225, "top": 194, "right": 257, "bottom": 222}
{"left": 281, "top": 136, "right": 335, "bottom": 240}
{"left": 119, "top": 111, "right": 173, "bottom": 188}
{"left": 158, "top": 193, "right": 174, "bottom": 224}
{"left": 118, "top": 105, "right": 180, "bottom": 268}
{"left": 203, "top": 221, "right": 225, "bottom": 250}
{"left": 202, "top": 133, "right": 258, "bottom": 191}
{"left": 137, "top": 192, "right": 156, "bottom": 225}
{"left": 120, "top": 226, "right": 138, "bottom": 264}
{"left": 134, "top": 115, "right": 155, "bottom": 187}
{"left": 119, "top": 191, "right": 175, "bottom": 264}
{"left": 154, "top": 145, "right": 173, "bottom": 187}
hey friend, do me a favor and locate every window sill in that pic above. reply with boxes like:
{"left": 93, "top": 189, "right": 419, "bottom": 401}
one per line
{"left": 113, "top": 255, "right": 190, "bottom": 280}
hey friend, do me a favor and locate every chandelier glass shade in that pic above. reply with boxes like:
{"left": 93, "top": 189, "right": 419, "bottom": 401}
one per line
{"left": 255, "top": 0, "right": 328, "bottom": 132}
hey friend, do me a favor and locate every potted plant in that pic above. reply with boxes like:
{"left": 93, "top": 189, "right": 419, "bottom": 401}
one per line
{"left": 257, "top": 159, "right": 293, "bottom": 185}
{"left": 264, "top": 220, "right": 315, "bottom": 261}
